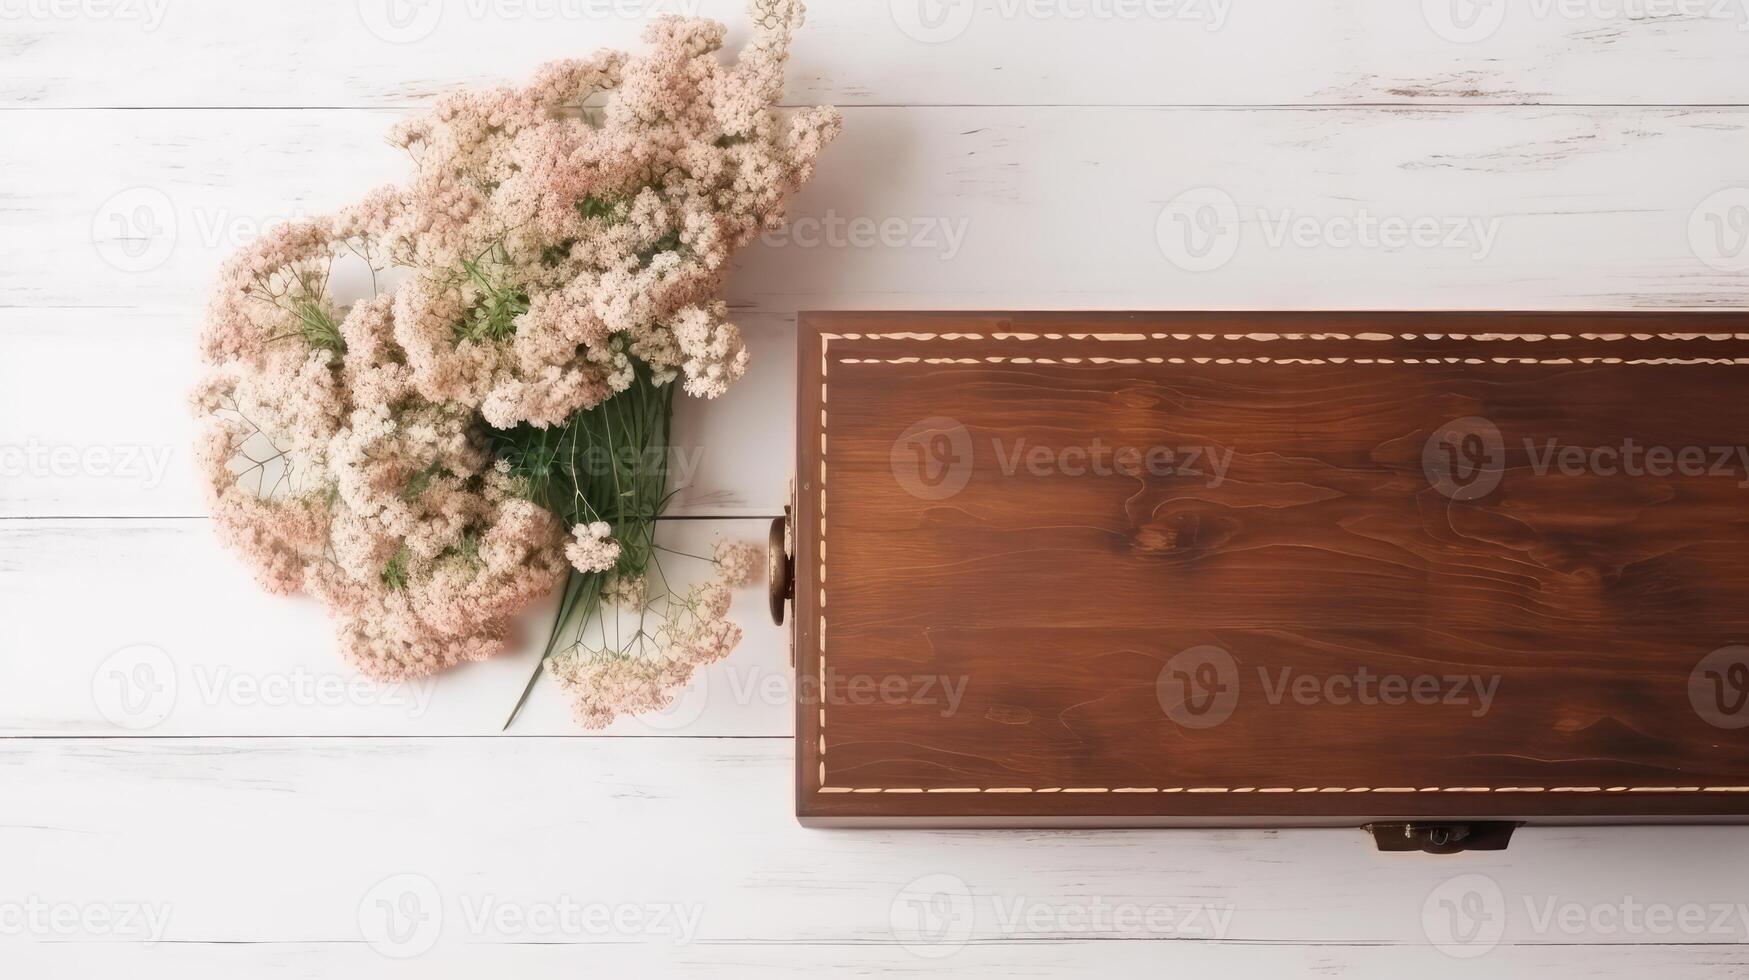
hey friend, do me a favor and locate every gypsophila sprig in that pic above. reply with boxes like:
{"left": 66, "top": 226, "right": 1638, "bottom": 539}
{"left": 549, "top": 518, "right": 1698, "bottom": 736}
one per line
{"left": 190, "top": 0, "right": 837, "bottom": 727}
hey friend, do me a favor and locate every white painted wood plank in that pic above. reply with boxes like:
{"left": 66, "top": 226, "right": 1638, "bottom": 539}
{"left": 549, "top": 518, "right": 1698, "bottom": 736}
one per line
{"left": 2, "top": 738, "right": 1748, "bottom": 950}
{"left": 3, "top": 0, "right": 1747, "bottom": 108}
{"left": 0, "top": 309, "right": 794, "bottom": 518}
{"left": 8, "top": 107, "right": 1746, "bottom": 314}
{"left": 2, "top": 11, "right": 1742, "bottom": 977}
{"left": 4, "top": 939, "right": 1748, "bottom": 979}
{"left": 0, "top": 519, "right": 792, "bottom": 736}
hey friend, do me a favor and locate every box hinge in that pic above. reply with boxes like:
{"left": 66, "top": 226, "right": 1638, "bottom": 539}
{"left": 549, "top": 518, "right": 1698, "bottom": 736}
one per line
{"left": 1364, "top": 822, "right": 1519, "bottom": 854}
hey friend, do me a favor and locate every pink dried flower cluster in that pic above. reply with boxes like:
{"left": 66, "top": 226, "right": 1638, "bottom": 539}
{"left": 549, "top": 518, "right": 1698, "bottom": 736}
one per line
{"left": 549, "top": 572, "right": 743, "bottom": 729}
{"left": 190, "top": 2, "right": 837, "bottom": 702}
{"left": 565, "top": 521, "right": 623, "bottom": 574}
{"left": 712, "top": 539, "right": 763, "bottom": 587}
{"left": 545, "top": 540, "right": 760, "bottom": 728}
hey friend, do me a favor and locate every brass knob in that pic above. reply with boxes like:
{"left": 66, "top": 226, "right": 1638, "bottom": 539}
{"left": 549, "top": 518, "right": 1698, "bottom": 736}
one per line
{"left": 768, "top": 512, "right": 793, "bottom": 626}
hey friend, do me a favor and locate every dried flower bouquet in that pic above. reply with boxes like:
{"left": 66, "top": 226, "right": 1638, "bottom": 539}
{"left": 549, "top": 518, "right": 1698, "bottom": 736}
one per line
{"left": 190, "top": 1, "right": 837, "bottom": 728}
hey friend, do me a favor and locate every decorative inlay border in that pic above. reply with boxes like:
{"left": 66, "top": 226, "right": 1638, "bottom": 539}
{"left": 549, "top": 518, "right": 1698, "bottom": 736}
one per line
{"left": 811, "top": 329, "right": 1749, "bottom": 797}
{"left": 835, "top": 331, "right": 1749, "bottom": 343}
{"left": 817, "top": 334, "right": 830, "bottom": 791}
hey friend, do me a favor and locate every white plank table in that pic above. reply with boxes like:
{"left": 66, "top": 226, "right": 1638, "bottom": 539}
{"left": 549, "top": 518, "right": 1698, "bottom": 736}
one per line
{"left": 2, "top": 2, "right": 1747, "bottom": 976}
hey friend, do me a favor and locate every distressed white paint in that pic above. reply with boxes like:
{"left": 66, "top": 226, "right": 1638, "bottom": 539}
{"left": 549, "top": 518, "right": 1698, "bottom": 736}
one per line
{"left": 7, "top": 107, "right": 1747, "bottom": 313}
{"left": 1, "top": 1, "right": 1746, "bottom": 976}
{"left": 0, "top": 519, "right": 790, "bottom": 736}
{"left": 2, "top": 0, "right": 1746, "bottom": 107}
{"left": 0, "top": 310, "right": 796, "bottom": 517}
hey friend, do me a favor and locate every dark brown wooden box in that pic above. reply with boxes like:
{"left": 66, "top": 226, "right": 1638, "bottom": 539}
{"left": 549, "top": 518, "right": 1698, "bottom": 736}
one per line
{"left": 789, "top": 312, "right": 1749, "bottom": 835}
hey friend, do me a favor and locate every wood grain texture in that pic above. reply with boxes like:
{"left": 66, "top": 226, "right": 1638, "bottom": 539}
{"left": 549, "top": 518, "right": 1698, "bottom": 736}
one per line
{"left": 11, "top": 107, "right": 1748, "bottom": 313}
{"left": 796, "top": 312, "right": 1749, "bottom": 825}
{"left": 0, "top": 518, "right": 787, "bottom": 736}
{"left": 4, "top": 738, "right": 1748, "bottom": 952}
{"left": 5, "top": 0, "right": 1748, "bottom": 108}
{"left": 11, "top": 943, "right": 1749, "bottom": 980}
{"left": 0, "top": 310, "right": 795, "bottom": 518}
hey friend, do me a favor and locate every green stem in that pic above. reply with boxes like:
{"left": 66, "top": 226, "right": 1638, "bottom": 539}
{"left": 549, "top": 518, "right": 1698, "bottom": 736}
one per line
{"left": 494, "top": 361, "right": 675, "bottom": 731}
{"left": 501, "top": 572, "right": 600, "bottom": 731}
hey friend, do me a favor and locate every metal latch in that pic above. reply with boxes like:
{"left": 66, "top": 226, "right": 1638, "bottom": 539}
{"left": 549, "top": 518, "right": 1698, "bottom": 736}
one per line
{"left": 1365, "top": 822, "right": 1519, "bottom": 854}
{"left": 768, "top": 508, "right": 793, "bottom": 627}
